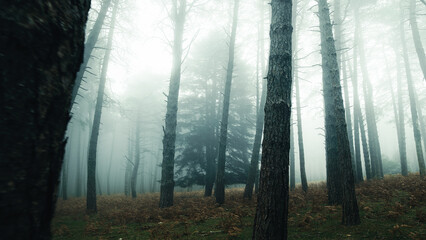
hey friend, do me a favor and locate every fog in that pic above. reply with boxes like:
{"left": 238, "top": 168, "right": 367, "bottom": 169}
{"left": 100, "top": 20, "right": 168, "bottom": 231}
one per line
{"left": 59, "top": 0, "right": 426, "bottom": 198}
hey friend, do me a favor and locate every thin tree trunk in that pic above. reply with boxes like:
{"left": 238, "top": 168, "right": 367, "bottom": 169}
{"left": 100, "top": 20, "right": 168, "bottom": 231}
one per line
{"left": 159, "top": 0, "right": 187, "bottom": 208}
{"left": 318, "top": 0, "right": 360, "bottom": 225}
{"left": 71, "top": 0, "right": 112, "bottom": 107}
{"left": 290, "top": 118, "right": 296, "bottom": 191}
{"left": 107, "top": 131, "right": 115, "bottom": 195}
{"left": 125, "top": 129, "right": 133, "bottom": 196}
{"left": 131, "top": 112, "right": 141, "bottom": 198}
{"left": 75, "top": 126, "right": 83, "bottom": 197}
{"left": 400, "top": 9, "right": 426, "bottom": 176}
{"left": 215, "top": 0, "right": 240, "bottom": 204}
{"left": 355, "top": 5, "right": 383, "bottom": 179}
{"left": 409, "top": 0, "right": 426, "bottom": 81}
{"left": 0, "top": 1, "right": 90, "bottom": 238}
{"left": 252, "top": 0, "right": 292, "bottom": 238}
{"left": 86, "top": 2, "right": 117, "bottom": 212}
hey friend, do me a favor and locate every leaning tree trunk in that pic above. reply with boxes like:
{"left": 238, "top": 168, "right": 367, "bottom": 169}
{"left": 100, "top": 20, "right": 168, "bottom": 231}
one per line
{"left": 409, "top": 0, "right": 426, "bottom": 81}
{"left": 71, "top": 0, "right": 112, "bottom": 107}
{"left": 333, "top": 0, "right": 357, "bottom": 181}
{"left": 400, "top": 10, "right": 426, "bottom": 176}
{"left": 0, "top": 1, "right": 90, "bottom": 238}
{"left": 159, "top": 0, "right": 187, "bottom": 208}
{"left": 252, "top": 0, "right": 293, "bottom": 238}
{"left": 244, "top": 0, "right": 266, "bottom": 199}
{"left": 215, "top": 0, "right": 240, "bottom": 205}
{"left": 131, "top": 112, "right": 141, "bottom": 198}
{"left": 355, "top": 5, "right": 383, "bottom": 179}
{"left": 86, "top": 2, "right": 117, "bottom": 213}
{"left": 318, "top": 0, "right": 360, "bottom": 225}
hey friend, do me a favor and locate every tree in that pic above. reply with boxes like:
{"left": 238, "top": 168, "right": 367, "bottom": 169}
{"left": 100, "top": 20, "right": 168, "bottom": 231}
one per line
{"left": 0, "top": 0, "right": 90, "bottom": 238}
{"left": 131, "top": 111, "right": 141, "bottom": 198}
{"left": 86, "top": 1, "right": 118, "bottom": 212}
{"left": 159, "top": 0, "right": 188, "bottom": 208}
{"left": 71, "top": 0, "right": 113, "bottom": 107}
{"left": 354, "top": 3, "right": 383, "bottom": 179}
{"left": 399, "top": 5, "right": 426, "bottom": 176}
{"left": 244, "top": 0, "right": 266, "bottom": 200}
{"left": 409, "top": 0, "right": 426, "bottom": 81}
{"left": 252, "top": 0, "right": 293, "bottom": 238}
{"left": 215, "top": 0, "right": 240, "bottom": 205}
{"left": 318, "top": 0, "right": 360, "bottom": 225}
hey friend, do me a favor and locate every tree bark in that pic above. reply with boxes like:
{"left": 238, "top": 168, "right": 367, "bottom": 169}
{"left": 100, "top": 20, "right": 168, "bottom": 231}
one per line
{"left": 318, "top": 0, "right": 360, "bottom": 225}
{"left": 409, "top": 0, "right": 426, "bottom": 81}
{"left": 159, "top": 0, "right": 187, "bottom": 208}
{"left": 400, "top": 9, "right": 426, "bottom": 176}
{"left": 86, "top": 1, "right": 117, "bottom": 212}
{"left": 131, "top": 112, "right": 141, "bottom": 198}
{"left": 71, "top": 0, "right": 112, "bottom": 107}
{"left": 0, "top": 0, "right": 90, "bottom": 238}
{"left": 215, "top": 0, "right": 240, "bottom": 205}
{"left": 252, "top": 0, "right": 293, "bottom": 238}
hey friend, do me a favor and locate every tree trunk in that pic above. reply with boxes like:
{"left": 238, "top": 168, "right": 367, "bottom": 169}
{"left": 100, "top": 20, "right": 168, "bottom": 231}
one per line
{"left": 125, "top": 129, "right": 133, "bottom": 196}
{"left": 252, "top": 0, "right": 292, "bottom": 238}
{"left": 71, "top": 0, "right": 112, "bottom": 107}
{"left": 400, "top": 9, "right": 426, "bottom": 176}
{"left": 75, "top": 126, "right": 83, "bottom": 197}
{"left": 333, "top": 0, "right": 357, "bottom": 182}
{"left": 355, "top": 5, "right": 383, "bottom": 179}
{"left": 131, "top": 112, "right": 141, "bottom": 198}
{"left": 86, "top": 1, "right": 117, "bottom": 212}
{"left": 318, "top": 0, "right": 360, "bottom": 225}
{"left": 244, "top": 0, "right": 266, "bottom": 199}
{"left": 107, "top": 131, "right": 115, "bottom": 195}
{"left": 409, "top": 0, "right": 426, "bottom": 81}
{"left": 0, "top": 0, "right": 90, "bottom": 238}
{"left": 62, "top": 143, "right": 71, "bottom": 200}
{"left": 290, "top": 118, "right": 296, "bottom": 191}
{"left": 159, "top": 0, "right": 187, "bottom": 208}
{"left": 215, "top": 0, "right": 240, "bottom": 205}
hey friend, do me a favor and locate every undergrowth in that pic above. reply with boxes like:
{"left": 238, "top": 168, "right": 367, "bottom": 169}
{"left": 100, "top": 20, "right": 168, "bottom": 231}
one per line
{"left": 52, "top": 174, "right": 426, "bottom": 239}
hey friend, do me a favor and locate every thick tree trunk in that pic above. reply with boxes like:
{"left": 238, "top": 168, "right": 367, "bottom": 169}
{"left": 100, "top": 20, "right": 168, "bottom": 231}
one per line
{"left": 71, "top": 0, "right": 112, "bottom": 107}
{"left": 215, "top": 0, "right": 240, "bottom": 205}
{"left": 159, "top": 0, "right": 187, "bottom": 208}
{"left": 86, "top": 2, "right": 117, "bottom": 212}
{"left": 409, "top": 0, "right": 426, "bottom": 81}
{"left": 62, "top": 143, "right": 71, "bottom": 200}
{"left": 131, "top": 113, "right": 141, "bottom": 198}
{"left": 252, "top": 0, "right": 292, "bottom": 238}
{"left": 318, "top": 0, "right": 360, "bottom": 225}
{"left": 355, "top": 5, "right": 383, "bottom": 179}
{"left": 400, "top": 11, "right": 426, "bottom": 176}
{"left": 0, "top": 1, "right": 90, "bottom": 238}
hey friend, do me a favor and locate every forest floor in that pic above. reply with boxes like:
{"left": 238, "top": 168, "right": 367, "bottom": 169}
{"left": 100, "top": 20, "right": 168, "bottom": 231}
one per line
{"left": 53, "top": 174, "right": 426, "bottom": 240}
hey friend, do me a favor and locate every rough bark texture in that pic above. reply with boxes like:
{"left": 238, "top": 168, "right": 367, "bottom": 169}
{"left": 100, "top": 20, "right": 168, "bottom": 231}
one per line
{"left": 355, "top": 5, "right": 383, "bottom": 179}
{"left": 86, "top": 2, "right": 117, "bottom": 212}
{"left": 71, "top": 0, "right": 112, "bottom": 107}
{"left": 252, "top": 0, "right": 292, "bottom": 238}
{"left": 0, "top": 1, "right": 90, "bottom": 238}
{"left": 215, "top": 0, "right": 240, "bottom": 205}
{"left": 400, "top": 11, "right": 426, "bottom": 176}
{"left": 409, "top": 0, "right": 426, "bottom": 81}
{"left": 318, "top": 0, "right": 360, "bottom": 225}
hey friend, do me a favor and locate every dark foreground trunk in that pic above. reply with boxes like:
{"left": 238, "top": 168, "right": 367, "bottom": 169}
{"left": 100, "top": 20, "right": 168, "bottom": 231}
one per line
{"left": 252, "top": 0, "right": 293, "bottom": 238}
{"left": 0, "top": 1, "right": 90, "bottom": 238}
{"left": 318, "top": 0, "right": 360, "bottom": 225}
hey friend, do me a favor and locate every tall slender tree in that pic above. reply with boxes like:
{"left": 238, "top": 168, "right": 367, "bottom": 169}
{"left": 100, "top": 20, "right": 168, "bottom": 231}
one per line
{"left": 318, "top": 0, "right": 360, "bottom": 225}
{"left": 216, "top": 0, "right": 240, "bottom": 204}
{"left": 0, "top": 0, "right": 90, "bottom": 238}
{"left": 409, "top": 0, "right": 426, "bottom": 81}
{"left": 159, "top": 0, "right": 188, "bottom": 208}
{"left": 71, "top": 0, "right": 113, "bottom": 107}
{"left": 399, "top": 6, "right": 426, "bottom": 176}
{"left": 244, "top": 0, "right": 266, "bottom": 199}
{"left": 252, "top": 0, "right": 293, "bottom": 238}
{"left": 131, "top": 112, "right": 141, "bottom": 198}
{"left": 86, "top": 1, "right": 118, "bottom": 212}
